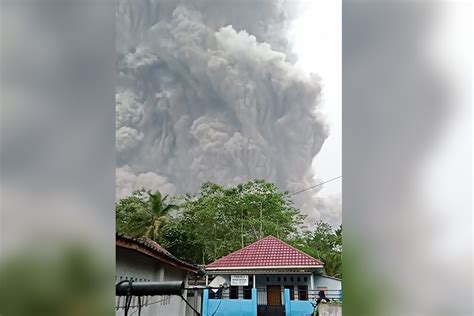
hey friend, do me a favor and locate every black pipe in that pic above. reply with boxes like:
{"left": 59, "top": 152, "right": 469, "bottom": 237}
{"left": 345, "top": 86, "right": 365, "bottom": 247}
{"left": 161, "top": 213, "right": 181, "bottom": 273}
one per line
{"left": 116, "top": 281, "right": 184, "bottom": 296}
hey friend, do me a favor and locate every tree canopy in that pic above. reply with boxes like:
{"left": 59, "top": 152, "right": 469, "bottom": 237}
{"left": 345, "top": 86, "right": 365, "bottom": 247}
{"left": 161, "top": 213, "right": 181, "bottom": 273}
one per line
{"left": 116, "top": 189, "right": 177, "bottom": 240}
{"left": 115, "top": 180, "right": 342, "bottom": 277}
{"left": 289, "top": 221, "right": 342, "bottom": 278}
{"left": 161, "top": 180, "right": 305, "bottom": 264}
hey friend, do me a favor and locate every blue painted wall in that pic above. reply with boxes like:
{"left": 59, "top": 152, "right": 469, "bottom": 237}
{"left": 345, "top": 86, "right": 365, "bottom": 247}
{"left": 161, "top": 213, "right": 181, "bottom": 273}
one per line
{"left": 202, "top": 288, "right": 257, "bottom": 316}
{"left": 284, "top": 289, "right": 315, "bottom": 316}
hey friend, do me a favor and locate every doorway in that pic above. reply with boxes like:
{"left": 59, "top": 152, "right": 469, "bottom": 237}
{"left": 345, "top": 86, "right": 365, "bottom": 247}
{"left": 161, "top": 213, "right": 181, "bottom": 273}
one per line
{"left": 267, "top": 285, "right": 281, "bottom": 305}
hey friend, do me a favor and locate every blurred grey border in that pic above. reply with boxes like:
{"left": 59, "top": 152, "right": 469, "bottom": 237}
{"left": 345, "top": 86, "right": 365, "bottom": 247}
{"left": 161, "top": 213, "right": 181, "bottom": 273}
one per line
{"left": 1, "top": 0, "right": 116, "bottom": 315}
{"left": 343, "top": 1, "right": 472, "bottom": 316}
{"left": 0, "top": 1, "right": 472, "bottom": 316}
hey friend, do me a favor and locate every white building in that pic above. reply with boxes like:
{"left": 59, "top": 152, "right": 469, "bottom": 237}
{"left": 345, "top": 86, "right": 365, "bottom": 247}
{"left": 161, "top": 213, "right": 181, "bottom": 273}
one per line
{"left": 314, "top": 275, "right": 342, "bottom": 297}
{"left": 116, "top": 234, "right": 198, "bottom": 316}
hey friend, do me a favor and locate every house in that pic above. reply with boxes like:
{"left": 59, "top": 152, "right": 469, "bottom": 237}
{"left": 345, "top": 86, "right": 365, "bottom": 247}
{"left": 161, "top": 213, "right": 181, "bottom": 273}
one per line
{"left": 314, "top": 275, "right": 342, "bottom": 298}
{"left": 202, "top": 236, "right": 342, "bottom": 316}
{"left": 116, "top": 234, "right": 198, "bottom": 316}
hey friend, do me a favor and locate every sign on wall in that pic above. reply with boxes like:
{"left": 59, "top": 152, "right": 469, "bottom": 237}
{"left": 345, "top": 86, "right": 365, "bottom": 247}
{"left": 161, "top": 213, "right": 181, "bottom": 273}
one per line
{"left": 230, "top": 275, "right": 249, "bottom": 286}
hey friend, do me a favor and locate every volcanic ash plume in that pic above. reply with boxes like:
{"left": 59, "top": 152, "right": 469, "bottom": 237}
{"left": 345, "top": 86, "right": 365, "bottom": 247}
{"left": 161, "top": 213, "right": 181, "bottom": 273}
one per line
{"left": 116, "top": 0, "right": 329, "bottom": 218}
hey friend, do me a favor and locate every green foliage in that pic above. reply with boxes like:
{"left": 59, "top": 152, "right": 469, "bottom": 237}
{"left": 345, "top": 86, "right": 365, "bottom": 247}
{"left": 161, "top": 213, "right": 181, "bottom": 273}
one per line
{"left": 159, "top": 219, "right": 205, "bottom": 264}
{"left": 289, "top": 221, "right": 342, "bottom": 278}
{"left": 161, "top": 180, "right": 305, "bottom": 264}
{"left": 116, "top": 189, "right": 177, "bottom": 240}
{"left": 115, "top": 180, "right": 342, "bottom": 278}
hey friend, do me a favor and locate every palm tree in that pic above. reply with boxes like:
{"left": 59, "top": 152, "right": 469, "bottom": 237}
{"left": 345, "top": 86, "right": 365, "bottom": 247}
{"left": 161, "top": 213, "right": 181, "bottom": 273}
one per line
{"left": 126, "top": 190, "right": 177, "bottom": 241}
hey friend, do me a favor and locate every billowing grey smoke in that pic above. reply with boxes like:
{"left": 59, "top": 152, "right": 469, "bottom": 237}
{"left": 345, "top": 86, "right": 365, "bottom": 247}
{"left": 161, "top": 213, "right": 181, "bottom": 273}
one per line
{"left": 116, "top": 0, "right": 329, "bottom": 221}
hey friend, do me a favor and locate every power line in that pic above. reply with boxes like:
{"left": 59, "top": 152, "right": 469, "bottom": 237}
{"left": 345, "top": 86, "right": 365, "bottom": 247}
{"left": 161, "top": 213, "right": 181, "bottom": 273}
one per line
{"left": 290, "top": 176, "right": 342, "bottom": 196}
{"left": 180, "top": 294, "right": 201, "bottom": 316}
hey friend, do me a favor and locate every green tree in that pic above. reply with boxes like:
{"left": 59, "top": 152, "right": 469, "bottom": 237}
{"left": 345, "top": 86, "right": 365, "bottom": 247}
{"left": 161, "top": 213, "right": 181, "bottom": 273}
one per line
{"left": 115, "top": 182, "right": 343, "bottom": 276}
{"left": 289, "top": 222, "right": 342, "bottom": 278}
{"left": 162, "top": 180, "right": 305, "bottom": 264}
{"left": 116, "top": 189, "right": 177, "bottom": 241}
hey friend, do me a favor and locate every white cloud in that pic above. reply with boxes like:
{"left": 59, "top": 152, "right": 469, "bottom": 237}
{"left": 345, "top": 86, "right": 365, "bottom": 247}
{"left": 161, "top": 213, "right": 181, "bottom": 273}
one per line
{"left": 116, "top": 165, "right": 176, "bottom": 199}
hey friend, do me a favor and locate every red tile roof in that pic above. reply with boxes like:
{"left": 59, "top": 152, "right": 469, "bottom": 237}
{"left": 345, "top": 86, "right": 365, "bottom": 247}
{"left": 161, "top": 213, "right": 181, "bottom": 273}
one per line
{"left": 206, "top": 236, "right": 324, "bottom": 270}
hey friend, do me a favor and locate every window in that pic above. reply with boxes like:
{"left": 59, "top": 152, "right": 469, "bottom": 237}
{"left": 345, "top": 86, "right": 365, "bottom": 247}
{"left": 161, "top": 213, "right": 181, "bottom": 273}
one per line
{"left": 243, "top": 276, "right": 253, "bottom": 299}
{"left": 277, "top": 277, "right": 281, "bottom": 282}
{"left": 230, "top": 286, "right": 239, "bottom": 299}
{"left": 304, "top": 277, "right": 308, "bottom": 282}
{"left": 266, "top": 277, "right": 270, "bottom": 282}
{"left": 297, "top": 277, "right": 301, "bottom": 282}
{"left": 298, "top": 285, "right": 308, "bottom": 301}
{"left": 243, "top": 286, "right": 252, "bottom": 299}
{"left": 284, "top": 285, "right": 294, "bottom": 300}
{"left": 284, "top": 277, "right": 287, "bottom": 282}
{"left": 290, "top": 277, "right": 294, "bottom": 282}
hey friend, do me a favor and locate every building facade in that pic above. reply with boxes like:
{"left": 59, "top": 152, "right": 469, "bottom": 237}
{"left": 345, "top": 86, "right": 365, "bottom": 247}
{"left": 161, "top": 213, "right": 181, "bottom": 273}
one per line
{"left": 116, "top": 234, "right": 198, "bottom": 316}
{"left": 203, "top": 236, "right": 342, "bottom": 316}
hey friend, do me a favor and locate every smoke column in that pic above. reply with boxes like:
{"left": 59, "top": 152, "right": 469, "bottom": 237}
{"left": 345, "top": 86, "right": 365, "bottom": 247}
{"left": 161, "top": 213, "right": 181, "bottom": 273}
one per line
{"left": 116, "top": 0, "right": 330, "bottom": 222}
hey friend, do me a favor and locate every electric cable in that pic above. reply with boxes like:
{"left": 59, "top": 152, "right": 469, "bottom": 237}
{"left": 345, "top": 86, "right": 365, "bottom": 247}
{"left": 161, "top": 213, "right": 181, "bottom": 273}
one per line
{"left": 290, "top": 176, "right": 342, "bottom": 196}
{"left": 180, "top": 294, "right": 201, "bottom": 316}
{"left": 210, "top": 299, "right": 222, "bottom": 316}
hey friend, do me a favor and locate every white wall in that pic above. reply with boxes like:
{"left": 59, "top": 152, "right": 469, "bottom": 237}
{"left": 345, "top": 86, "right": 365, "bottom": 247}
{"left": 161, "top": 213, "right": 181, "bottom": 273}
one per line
{"left": 116, "top": 247, "right": 189, "bottom": 316}
{"left": 313, "top": 275, "right": 341, "bottom": 291}
{"left": 185, "top": 289, "right": 201, "bottom": 316}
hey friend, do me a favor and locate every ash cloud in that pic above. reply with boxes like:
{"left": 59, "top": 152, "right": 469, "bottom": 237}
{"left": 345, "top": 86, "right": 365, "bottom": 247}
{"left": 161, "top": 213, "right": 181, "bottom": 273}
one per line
{"left": 116, "top": 0, "right": 330, "bottom": 221}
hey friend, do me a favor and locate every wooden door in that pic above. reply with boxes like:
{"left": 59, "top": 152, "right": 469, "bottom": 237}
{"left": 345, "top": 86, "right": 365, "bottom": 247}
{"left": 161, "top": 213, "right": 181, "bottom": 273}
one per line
{"left": 267, "top": 285, "right": 281, "bottom": 305}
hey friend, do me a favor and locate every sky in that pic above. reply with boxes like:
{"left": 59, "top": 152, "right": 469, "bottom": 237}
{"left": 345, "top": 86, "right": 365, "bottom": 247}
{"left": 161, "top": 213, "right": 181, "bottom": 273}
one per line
{"left": 113, "top": 0, "right": 469, "bottom": 230}
{"left": 291, "top": 0, "right": 342, "bottom": 196}
{"left": 115, "top": 0, "right": 343, "bottom": 227}
{"left": 290, "top": 1, "right": 471, "bottom": 230}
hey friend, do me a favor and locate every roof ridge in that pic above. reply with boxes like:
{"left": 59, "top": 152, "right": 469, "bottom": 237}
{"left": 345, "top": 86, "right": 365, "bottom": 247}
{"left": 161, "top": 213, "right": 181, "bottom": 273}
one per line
{"left": 207, "top": 235, "right": 273, "bottom": 266}
{"left": 206, "top": 235, "right": 324, "bottom": 269}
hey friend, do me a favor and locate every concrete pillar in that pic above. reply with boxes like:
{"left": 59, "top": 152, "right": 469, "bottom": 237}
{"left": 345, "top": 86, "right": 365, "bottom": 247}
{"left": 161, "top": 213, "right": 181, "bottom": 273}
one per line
{"left": 205, "top": 274, "right": 209, "bottom": 286}
{"left": 180, "top": 272, "right": 189, "bottom": 316}
{"left": 310, "top": 273, "right": 314, "bottom": 290}
{"left": 158, "top": 266, "right": 165, "bottom": 281}
{"left": 253, "top": 275, "right": 256, "bottom": 288}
